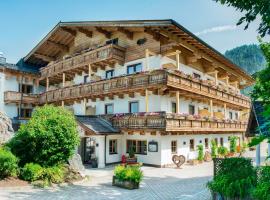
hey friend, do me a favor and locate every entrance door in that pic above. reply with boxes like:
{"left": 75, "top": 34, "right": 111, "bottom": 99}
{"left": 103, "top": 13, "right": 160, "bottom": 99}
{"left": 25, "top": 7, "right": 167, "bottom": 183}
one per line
{"left": 83, "top": 137, "right": 96, "bottom": 164}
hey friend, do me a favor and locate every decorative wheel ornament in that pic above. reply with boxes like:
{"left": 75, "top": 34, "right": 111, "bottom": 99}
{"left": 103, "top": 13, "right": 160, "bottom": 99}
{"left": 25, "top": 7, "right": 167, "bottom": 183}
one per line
{"left": 172, "top": 155, "right": 186, "bottom": 168}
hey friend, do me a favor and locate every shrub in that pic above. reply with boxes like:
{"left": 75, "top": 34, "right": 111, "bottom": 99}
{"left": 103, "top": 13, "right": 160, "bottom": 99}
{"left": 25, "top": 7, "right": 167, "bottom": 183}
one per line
{"left": 211, "top": 139, "right": 217, "bottom": 158}
{"left": 0, "top": 148, "right": 18, "bottom": 179}
{"left": 197, "top": 144, "right": 204, "bottom": 161}
{"left": 8, "top": 105, "right": 80, "bottom": 166}
{"left": 217, "top": 146, "right": 228, "bottom": 158}
{"left": 252, "top": 166, "right": 270, "bottom": 200}
{"left": 229, "top": 136, "right": 238, "bottom": 153}
{"left": 20, "top": 163, "right": 44, "bottom": 182}
{"left": 208, "top": 157, "right": 257, "bottom": 199}
{"left": 114, "top": 165, "right": 143, "bottom": 184}
{"left": 43, "top": 165, "right": 65, "bottom": 184}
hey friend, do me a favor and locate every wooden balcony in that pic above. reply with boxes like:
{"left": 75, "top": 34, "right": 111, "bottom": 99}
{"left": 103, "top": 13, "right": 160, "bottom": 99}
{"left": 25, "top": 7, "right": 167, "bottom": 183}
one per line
{"left": 39, "top": 69, "right": 251, "bottom": 108}
{"left": 40, "top": 44, "right": 126, "bottom": 82}
{"left": 100, "top": 112, "right": 248, "bottom": 133}
{"left": 4, "top": 91, "right": 38, "bottom": 105}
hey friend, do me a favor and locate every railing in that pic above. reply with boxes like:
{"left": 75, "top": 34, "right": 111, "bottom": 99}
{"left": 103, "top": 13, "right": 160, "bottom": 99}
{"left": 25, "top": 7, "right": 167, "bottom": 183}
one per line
{"left": 39, "top": 70, "right": 167, "bottom": 104}
{"left": 167, "top": 71, "right": 251, "bottom": 108}
{"left": 100, "top": 112, "right": 248, "bottom": 132}
{"left": 39, "top": 69, "right": 251, "bottom": 108}
{"left": 40, "top": 44, "right": 126, "bottom": 79}
{"left": 4, "top": 91, "right": 38, "bottom": 104}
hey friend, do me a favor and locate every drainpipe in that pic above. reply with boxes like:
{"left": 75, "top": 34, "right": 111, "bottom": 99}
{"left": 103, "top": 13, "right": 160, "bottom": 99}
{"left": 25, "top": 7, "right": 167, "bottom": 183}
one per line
{"left": 104, "top": 134, "right": 107, "bottom": 166}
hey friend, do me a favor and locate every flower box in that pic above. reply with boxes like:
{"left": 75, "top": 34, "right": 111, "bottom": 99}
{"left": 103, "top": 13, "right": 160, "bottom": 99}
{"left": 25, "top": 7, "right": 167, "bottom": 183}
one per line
{"left": 126, "top": 157, "right": 137, "bottom": 164}
{"left": 112, "top": 176, "right": 139, "bottom": 190}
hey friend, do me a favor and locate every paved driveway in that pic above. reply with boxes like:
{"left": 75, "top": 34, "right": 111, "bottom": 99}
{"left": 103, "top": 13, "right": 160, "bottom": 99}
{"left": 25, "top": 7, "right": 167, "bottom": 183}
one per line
{"left": 0, "top": 162, "right": 212, "bottom": 200}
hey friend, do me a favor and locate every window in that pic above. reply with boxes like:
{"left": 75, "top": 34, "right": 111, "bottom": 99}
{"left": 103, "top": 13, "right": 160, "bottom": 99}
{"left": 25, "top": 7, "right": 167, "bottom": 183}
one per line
{"left": 84, "top": 75, "right": 89, "bottom": 84}
{"left": 229, "top": 112, "right": 233, "bottom": 119}
{"left": 106, "top": 38, "right": 118, "bottom": 45}
{"left": 205, "top": 138, "right": 209, "bottom": 149}
{"left": 129, "top": 101, "right": 139, "bottom": 113}
{"left": 109, "top": 140, "right": 117, "bottom": 154}
{"left": 127, "top": 63, "right": 142, "bottom": 75}
{"left": 193, "top": 73, "right": 201, "bottom": 79}
{"left": 19, "top": 108, "right": 32, "bottom": 118}
{"left": 105, "top": 104, "right": 114, "bottom": 114}
{"left": 215, "top": 138, "right": 218, "bottom": 146}
{"left": 220, "top": 138, "right": 224, "bottom": 146}
{"left": 188, "top": 105, "right": 195, "bottom": 115}
{"left": 190, "top": 139, "right": 195, "bottom": 151}
{"left": 171, "top": 140, "right": 177, "bottom": 154}
{"left": 235, "top": 112, "right": 239, "bottom": 120}
{"left": 105, "top": 70, "right": 114, "bottom": 79}
{"left": 126, "top": 140, "right": 147, "bottom": 155}
{"left": 19, "top": 84, "right": 33, "bottom": 94}
{"left": 171, "top": 102, "right": 177, "bottom": 113}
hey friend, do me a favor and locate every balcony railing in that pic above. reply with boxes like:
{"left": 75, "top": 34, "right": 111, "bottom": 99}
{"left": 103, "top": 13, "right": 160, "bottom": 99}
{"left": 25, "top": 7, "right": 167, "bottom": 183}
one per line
{"left": 100, "top": 112, "right": 248, "bottom": 133}
{"left": 4, "top": 91, "right": 38, "bottom": 104}
{"left": 40, "top": 44, "right": 126, "bottom": 79}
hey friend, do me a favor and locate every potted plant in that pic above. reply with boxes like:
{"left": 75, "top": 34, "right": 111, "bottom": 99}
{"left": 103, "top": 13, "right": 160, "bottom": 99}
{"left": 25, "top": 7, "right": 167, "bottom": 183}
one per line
{"left": 126, "top": 147, "right": 137, "bottom": 164}
{"left": 197, "top": 144, "right": 204, "bottom": 163}
{"left": 211, "top": 139, "right": 218, "bottom": 158}
{"left": 112, "top": 165, "right": 143, "bottom": 189}
{"left": 217, "top": 146, "right": 228, "bottom": 158}
{"left": 229, "top": 136, "right": 238, "bottom": 156}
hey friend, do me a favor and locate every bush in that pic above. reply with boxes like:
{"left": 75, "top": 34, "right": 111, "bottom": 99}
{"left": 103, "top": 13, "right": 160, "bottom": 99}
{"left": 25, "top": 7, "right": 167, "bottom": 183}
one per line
{"left": 197, "top": 144, "right": 204, "bottom": 161}
{"left": 8, "top": 105, "right": 80, "bottom": 166}
{"left": 114, "top": 165, "right": 143, "bottom": 184}
{"left": 211, "top": 139, "right": 217, "bottom": 158}
{"left": 0, "top": 148, "right": 18, "bottom": 179}
{"left": 217, "top": 146, "right": 228, "bottom": 158}
{"left": 229, "top": 136, "right": 238, "bottom": 153}
{"left": 20, "top": 163, "right": 44, "bottom": 182}
{"left": 208, "top": 157, "right": 257, "bottom": 199}
{"left": 43, "top": 165, "right": 65, "bottom": 184}
{"left": 252, "top": 166, "right": 270, "bottom": 200}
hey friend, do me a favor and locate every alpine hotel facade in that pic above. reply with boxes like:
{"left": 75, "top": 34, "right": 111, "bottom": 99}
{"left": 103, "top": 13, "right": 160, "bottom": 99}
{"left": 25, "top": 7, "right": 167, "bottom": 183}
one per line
{"left": 1, "top": 20, "right": 254, "bottom": 167}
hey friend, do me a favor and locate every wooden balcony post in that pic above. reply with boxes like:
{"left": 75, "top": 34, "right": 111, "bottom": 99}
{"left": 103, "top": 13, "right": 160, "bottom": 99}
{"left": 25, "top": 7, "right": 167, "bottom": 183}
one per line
{"left": 88, "top": 64, "right": 91, "bottom": 81}
{"left": 46, "top": 77, "right": 49, "bottom": 91}
{"left": 210, "top": 99, "right": 213, "bottom": 117}
{"left": 224, "top": 103, "right": 227, "bottom": 119}
{"left": 176, "top": 91, "right": 180, "bottom": 114}
{"left": 176, "top": 50, "right": 181, "bottom": 71}
{"left": 145, "top": 49, "right": 149, "bottom": 71}
{"left": 83, "top": 98, "right": 87, "bottom": 114}
{"left": 145, "top": 89, "right": 149, "bottom": 112}
{"left": 214, "top": 70, "right": 218, "bottom": 85}
{"left": 62, "top": 73, "right": 65, "bottom": 87}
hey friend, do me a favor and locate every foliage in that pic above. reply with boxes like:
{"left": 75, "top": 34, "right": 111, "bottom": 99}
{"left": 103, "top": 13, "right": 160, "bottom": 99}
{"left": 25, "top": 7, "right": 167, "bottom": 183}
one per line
{"left": 252, "top": 166, "right": 270, "bottom": 200}
{"left": 20, "top": 163, "right": 44, "bottom": 182}
{"left": 197, "top": 144, "right": 204, "bottom": 161}
{"left": 43, "top": 165, "right": 65, "bottom": 184}
{"left": 211, "top": 139, "right": 218, "bottom": 158}
{"left": 8, "top": 105, "right": 80, "bottom": 167}
{"left": 208, "top": 157, "right": 257, "bottom": 198}
{"left": 114, "top": 165, "right": 143, "bottom": 184}
{"left": 217, "top": 146, "right": 228, "bottom": 158}
{"left": 128, "top": 146, "right": 135, "bottom": 158}
{"left": 0, "top": 148, "right": 18, "bottom": 179}
{"left": 229, "top": 136, "right": 238, "bottom": 153}
{"left": 214, "top": 0, "right": 270, "bottom": 37}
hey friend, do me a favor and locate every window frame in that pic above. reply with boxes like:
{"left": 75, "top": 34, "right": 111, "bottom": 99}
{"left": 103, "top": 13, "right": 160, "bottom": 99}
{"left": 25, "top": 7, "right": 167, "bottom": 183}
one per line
{"left": 129, "top": 101, "right": 139, "bottom": 113}
{"left": 229, "top": 111, "right": 233, "bottom": 119}
{"left": 205, "top": 138, "right": 209, "bottom": 149}
{"left": 171, "top": 102, "right": 177, "bottom": 113}
{"left": 127, "top": 63, "right": 142, "bottom": 75}
{"left": 220, "top": 137, "right": 224, "bottom": 147}
{"left": 105, "top": 103, "right": 114, "bottom": 114}
{"left": 126, "top": 139, "right": 147, "bottom": 155}
{"left": 188, "top": 104, "right": 195, "bottom": 115}
{"left": 19, "top": 84, "right": 33, "bottom": 94}
{"left": 193, "top": 72, "right": 201, "bottom": 79}
{"left": 171, "top": 140, "right": 177, "bottom": 154}
{"left": 83, "top": 75, "right": 89, "bottom": 84}
{"left": 189, "top": 139, "right": 195, "bottom": 151}
{"left": 105, "top": 69, "right": 114, "bottom": 79}
{"left": 109, "top": 139, "right": 118, "bottom": 154}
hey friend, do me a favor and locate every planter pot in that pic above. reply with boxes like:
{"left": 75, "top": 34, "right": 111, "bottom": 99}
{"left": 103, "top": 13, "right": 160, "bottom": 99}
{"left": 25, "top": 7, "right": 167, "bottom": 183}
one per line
{"left": 189, "top": 159, "right": 199, "bottom": 165}
{"left": 91, "top": 159, "right": 98, "bottom": 168}
{"left": 126, "top": 157, "right": 137, "bottom": 164}
{"left": 112, "top": 176, "right": 139, "bottom": 189}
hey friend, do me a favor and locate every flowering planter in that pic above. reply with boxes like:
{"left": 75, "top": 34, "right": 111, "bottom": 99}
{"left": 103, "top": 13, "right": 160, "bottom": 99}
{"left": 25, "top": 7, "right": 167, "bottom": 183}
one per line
{"left": 112, "top": 176, "right": 139, "bottom": 189}
{"left": 126, "top": 157, "right": 137, "bottom": 164}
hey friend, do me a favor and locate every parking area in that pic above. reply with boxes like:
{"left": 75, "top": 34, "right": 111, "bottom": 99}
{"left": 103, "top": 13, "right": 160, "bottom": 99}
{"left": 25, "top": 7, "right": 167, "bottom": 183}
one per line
{"left": 0, "top": 162, "right": 213, "bottom": 200}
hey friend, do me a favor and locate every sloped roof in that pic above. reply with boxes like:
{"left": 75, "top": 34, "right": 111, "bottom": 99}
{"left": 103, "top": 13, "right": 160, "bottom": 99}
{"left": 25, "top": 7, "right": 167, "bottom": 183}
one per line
{"left": 76, "top": 115, "right": 120, "bottom": 135}
{"left": 0, "top": 60, "right": 39, "bottom": 75}
{"left": 22, "top": 19, "right": 254, "bottom": 85}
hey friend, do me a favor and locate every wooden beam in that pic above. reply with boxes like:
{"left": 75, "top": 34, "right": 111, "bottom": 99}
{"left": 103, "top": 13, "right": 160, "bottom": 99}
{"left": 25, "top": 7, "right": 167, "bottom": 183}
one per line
{"left": 46, "top": 40, "right": 69, "bottom": 52}
{"left": 145, "top": 89, "right": 149, "bottom": 112}
{"left": 176, "top": 91, "right": 180, "bottom": 114}
{"left": 34, "top": 53, "right": 54, "bottom": 62}
{"left": 118, "top": 27, "right": 133, "bottom": 40}
{"left": 77, "top": 27, "right": 93, "bottom": 38}
{"left": 60, "top": 27, "right": 77, "bottom": 36}
{"left": 95, "top": 27, "right": 111, "bottom": 39}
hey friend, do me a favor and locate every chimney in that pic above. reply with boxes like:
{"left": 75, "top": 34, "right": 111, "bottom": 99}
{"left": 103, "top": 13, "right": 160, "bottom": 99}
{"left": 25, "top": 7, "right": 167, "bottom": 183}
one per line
{"left": 0, "top": 52, "right": 6, "bottom": 64}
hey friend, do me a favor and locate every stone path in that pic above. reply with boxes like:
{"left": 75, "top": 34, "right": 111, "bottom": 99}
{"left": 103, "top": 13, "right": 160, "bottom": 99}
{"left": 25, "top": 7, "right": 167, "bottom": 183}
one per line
{"left": 0, "top": 162, "right": 212, "bottom": 200}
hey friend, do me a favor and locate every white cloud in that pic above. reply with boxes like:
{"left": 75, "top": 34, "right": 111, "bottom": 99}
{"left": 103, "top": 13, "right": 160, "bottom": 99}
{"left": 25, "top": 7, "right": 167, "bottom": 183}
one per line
{"left": 195, "top": 25, "right": 237, "bottom": 36}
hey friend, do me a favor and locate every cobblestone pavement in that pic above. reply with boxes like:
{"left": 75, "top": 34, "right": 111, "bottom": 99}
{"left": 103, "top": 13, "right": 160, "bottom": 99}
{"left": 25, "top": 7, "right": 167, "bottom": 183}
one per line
{"left": 0, "top": 162, "right": 213, "bottom": 200}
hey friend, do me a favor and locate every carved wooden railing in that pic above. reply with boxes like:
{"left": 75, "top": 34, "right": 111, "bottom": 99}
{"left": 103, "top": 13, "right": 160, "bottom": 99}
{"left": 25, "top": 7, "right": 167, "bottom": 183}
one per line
{"left": 100, "top": 112, "right": 248, "bottom": 132}
{"left": 39, "top": 70, "right": 167, "bottom": 104}
{"left": 40, "top": 44, "right": 126, "bottom": 79}
{"left": 4, "top": 91, "right": 38, "bottom": 104}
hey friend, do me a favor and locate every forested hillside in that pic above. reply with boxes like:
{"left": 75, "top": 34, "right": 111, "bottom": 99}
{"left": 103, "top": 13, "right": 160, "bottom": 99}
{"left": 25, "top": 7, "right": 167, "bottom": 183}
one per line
{"left": 225, "top": 44, "right": 266, "bottom": 75}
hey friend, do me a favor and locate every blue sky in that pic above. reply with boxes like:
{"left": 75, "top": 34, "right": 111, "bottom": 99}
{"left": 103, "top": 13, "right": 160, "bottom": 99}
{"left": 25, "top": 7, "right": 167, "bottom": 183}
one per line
{"left": 0, "top": 0, "right": 262, "bottom": 63}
